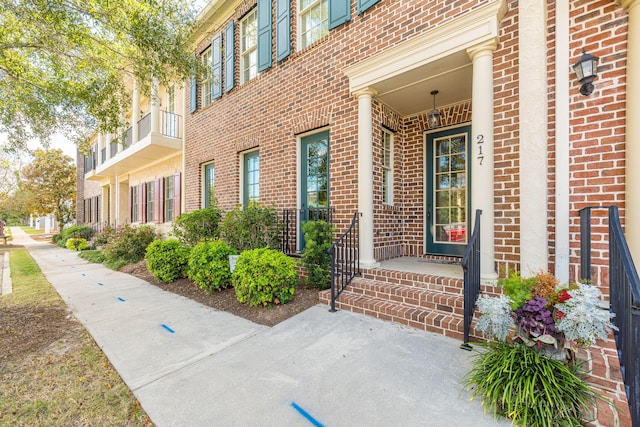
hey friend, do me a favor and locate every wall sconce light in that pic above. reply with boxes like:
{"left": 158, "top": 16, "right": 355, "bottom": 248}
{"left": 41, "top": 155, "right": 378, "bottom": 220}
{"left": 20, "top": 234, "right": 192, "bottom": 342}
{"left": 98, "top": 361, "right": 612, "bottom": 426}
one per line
{"left": 573, "top": 49, "right": 599, "bottom": 96}
{"left": 428, "top": 90, "right": 441, "bottom": 128}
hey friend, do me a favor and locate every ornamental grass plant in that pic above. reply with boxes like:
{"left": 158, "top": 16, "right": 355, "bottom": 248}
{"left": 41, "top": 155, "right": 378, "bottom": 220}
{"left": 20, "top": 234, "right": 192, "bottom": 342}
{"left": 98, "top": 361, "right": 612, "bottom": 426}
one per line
{"left": 466, "top": 271, "right": 617, "bottom": 426}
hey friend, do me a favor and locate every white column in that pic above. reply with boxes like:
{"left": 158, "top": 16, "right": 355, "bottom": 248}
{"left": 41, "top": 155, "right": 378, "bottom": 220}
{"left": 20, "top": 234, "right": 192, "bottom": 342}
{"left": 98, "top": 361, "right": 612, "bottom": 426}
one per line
{"left": 555, "top": 0, "right": 570, "bottom": 283}
{"left": 355, "top": 88, "right": 379, "bottom": 268}
{"left": 468, "top": 41, "right": 498, "bottom": 280}
{"left": 518, "top": 0, "right": 548, "bottom": 276}
{"left": 150, "top": 78, "right": 160, "bottom": 134}
{"left": 621, "top": 0, "right": 640, "bottom": 263}
{"left": 109, "top": 178, "right": 116, "bottom": 226}
{"left": 132, "top": 80, "right": 140, "bottom": 144}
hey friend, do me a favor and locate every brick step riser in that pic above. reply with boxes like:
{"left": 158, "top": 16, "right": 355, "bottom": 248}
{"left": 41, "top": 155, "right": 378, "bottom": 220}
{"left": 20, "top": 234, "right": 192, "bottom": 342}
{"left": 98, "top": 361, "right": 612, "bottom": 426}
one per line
{"left": 359, "top": 270, "right": 503, "bottom": 297}
{"left": 345, "top": 280, "right": 466, "bottom": 317}
{"left": 319, "top": 290, "right": 485, "bottom": 342}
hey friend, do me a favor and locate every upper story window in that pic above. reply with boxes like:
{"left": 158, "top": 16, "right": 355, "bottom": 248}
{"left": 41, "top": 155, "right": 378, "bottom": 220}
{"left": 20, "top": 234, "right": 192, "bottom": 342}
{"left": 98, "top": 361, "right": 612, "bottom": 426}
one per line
{"left": 201, "top": 47, "right": 213, "bottom": 106}
{"left": 382, "top": 129, "right": 393, "bottom": 205}
{"left": 299, "top": 0, "right": 328, "bottom": 49}
{"left": 241, "top": 9, "right": 258, "bottom": 84}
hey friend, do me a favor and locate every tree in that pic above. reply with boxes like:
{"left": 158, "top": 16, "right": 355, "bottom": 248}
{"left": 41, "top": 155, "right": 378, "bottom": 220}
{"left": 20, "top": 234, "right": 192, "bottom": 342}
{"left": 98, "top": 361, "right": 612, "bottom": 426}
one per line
{"left": 21, "top": 149, "right": 76, "bottom": 231}
{"left": 0, "top": 0, "right": 201, "bottom": 151}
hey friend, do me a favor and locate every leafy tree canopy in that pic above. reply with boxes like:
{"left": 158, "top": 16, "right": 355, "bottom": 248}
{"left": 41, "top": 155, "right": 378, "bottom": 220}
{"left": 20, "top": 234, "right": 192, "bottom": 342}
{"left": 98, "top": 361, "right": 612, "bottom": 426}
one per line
{"left": 0, "top": 0, "right": 201, "bottom": 152}
{"left": 21, "top": 148, "right": 76, "bottom": 230}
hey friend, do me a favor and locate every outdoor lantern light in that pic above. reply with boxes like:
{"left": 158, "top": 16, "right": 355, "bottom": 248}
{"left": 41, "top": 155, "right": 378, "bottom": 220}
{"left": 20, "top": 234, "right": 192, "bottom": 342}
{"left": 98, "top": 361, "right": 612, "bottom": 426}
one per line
{"left": 428, "top": 90, "right": 441, "bottom": 128}
{"left": 573, "top": 49, "right": 599, "bottom": 96}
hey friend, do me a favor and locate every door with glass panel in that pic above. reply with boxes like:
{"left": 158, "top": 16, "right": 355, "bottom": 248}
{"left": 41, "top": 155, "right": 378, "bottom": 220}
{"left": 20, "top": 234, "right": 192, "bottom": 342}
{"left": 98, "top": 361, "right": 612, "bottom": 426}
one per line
{"left": 426, "top": 125, "right": 471, "bottom": 256}
{"left": 300, "top": 131, "right": 330, "bottom": 248}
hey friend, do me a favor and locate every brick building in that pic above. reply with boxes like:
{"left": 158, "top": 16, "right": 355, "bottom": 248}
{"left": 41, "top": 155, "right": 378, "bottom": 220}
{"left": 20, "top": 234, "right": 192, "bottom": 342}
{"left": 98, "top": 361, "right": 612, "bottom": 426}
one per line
{"left": 185, "top": 0, "right": 638, "bottom": 283}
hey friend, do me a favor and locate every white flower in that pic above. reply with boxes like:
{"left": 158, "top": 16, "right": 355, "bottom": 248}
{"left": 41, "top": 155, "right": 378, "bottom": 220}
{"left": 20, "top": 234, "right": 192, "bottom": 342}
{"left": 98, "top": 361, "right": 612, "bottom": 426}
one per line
{"left": 476, "top": 295, "right": 515, "bottom": 342}
{"left": 555, "top": 283, "right": 617, "bottom": 347}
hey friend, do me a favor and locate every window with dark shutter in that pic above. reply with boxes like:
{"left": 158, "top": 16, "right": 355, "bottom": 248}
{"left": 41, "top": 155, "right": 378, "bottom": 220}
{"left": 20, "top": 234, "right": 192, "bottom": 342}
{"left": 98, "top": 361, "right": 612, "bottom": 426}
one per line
{"left": 225, "top": 21, "right": 235, "bottom": 93}
{"left": 212, "top": 34, "right": 223, "bottom": 100}
{"left": 276, "top": 0, "right": 290, "bottom": 61}
{"left": 257, "top": 0, "right": 272, "bottom": 72}
{"left": 329, "top": 0, "right": 350, "bottom": 30}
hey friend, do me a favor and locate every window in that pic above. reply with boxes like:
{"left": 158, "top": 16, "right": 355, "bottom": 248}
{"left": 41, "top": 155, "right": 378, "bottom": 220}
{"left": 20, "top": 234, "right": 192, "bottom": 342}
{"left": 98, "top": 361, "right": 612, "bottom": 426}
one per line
{"left": 243, "top": 151, "right": 260, "bottom": 207}
{"left": 146, "top": 182, "right": 155, "bottom": 223}
{"left": 204, "top": 163, "right": 215, "bottom": 208}
{"left": 299, "top": 0, "right": 328, "bottom": 49}
{"left": 241, "top": 9, "right": 258, "bottom": 84}
{"left": 165, "top": 176, "right": 175, "bottom": 221}
{"left": 201, "top": 47, "right": 213, "bottom": 106}
{"left": 382, "top": 129, "right": 393, "bottom": 205}
{"left": 131, "top": 186, "right": 139, "bottom": 222}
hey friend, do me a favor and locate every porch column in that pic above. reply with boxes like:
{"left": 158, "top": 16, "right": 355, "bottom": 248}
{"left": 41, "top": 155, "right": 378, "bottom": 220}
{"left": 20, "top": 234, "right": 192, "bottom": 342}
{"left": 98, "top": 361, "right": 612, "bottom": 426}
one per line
{"left": 109, "top": 178, "right": 116, "bottom": 226}
{"left": 468, "top": 41, "right": 498, "bottom": 280}
{"left": 132, "top": 80, "right": 140, "bottom": 145}
{"left": 621, "top": 0, "right": 640, "bottom": 263}
{"left": 355, "top": 87, "right": 379, "bottom": 268}
{"left": 518, "top": 0, "right": 548, "bottom": 276}
{"left": 150, "top": 77, "right": 160, "bottom": 134}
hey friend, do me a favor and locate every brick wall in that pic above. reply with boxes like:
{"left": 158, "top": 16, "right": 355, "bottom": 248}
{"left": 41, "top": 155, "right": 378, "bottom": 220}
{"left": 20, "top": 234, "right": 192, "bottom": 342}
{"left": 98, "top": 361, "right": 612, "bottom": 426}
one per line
{"left": 567, "top": 0, "right": 628, "bottom": 288}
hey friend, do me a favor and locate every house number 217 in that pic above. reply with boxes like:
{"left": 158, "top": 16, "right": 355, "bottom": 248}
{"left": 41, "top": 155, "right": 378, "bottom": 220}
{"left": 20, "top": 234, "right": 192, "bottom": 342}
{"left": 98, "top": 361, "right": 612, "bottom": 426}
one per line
{"left": 476, "top": 134, "right": 484, "bottom": 165}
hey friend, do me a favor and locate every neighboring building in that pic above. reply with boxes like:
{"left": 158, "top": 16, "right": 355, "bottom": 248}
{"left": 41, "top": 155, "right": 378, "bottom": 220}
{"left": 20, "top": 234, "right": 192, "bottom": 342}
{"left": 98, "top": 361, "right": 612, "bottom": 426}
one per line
{"left": 185, "top": 0, "right": 637, "bottom": 283}
{"left": 77, "top": 81, "right": 185, "bottom": 235}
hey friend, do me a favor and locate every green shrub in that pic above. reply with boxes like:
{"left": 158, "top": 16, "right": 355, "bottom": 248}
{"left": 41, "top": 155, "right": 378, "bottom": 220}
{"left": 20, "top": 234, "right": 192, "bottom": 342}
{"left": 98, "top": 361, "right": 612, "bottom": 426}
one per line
{"left": 465, "top": 341, "right": 596, "bottom": 426}
{"left": 220, "top": 203, "right": 282, "bottom": 252}
{"left": 301, "top": 220, "right": 334, "bottom": 289}
{"left": 172, "top": 207, "right": 222, "bottom": 246}
{"left": 65, "top": 238, "right": 89, "bottom": 251}
{"left": 93, "top": 225, "right": 116, "bottom": 247}
{"left": 232, "top": 248, "right": 297, "bottom": 306}
{"left": 498, "top": 271, "right": 537, "bottom": 309}
{"left": 55, "top": 225, "right": 94, "bottom": 247}
{"left": 103, "top": 224, "right": 157, "bottom": 269}
{"left": 145, "top": 239, "right": 191, "bottom": 283}
{"left": 78, "top": 250, "right": 106, "bottom": 263}
{"left": 187, "top": 240, "right": 237, "bottom": 293}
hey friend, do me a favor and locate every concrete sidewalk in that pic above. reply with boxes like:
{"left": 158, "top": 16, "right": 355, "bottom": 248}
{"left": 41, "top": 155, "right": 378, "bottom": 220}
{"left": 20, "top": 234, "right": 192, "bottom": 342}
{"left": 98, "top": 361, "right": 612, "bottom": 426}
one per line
{"left": 11, "top": 227, "right": 508, "bottom": 427}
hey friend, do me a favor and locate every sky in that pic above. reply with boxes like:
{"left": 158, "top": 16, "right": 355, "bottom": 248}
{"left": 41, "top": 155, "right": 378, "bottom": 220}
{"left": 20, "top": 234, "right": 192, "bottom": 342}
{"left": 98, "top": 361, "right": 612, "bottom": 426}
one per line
{"left": 0, "top": 132, "right": 77, "bottom": 158}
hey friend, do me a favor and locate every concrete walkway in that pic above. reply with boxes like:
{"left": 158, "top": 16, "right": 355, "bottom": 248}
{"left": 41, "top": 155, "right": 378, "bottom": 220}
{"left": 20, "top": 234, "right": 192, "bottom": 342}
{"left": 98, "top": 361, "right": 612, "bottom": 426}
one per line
{"left": 10, "top": 226, "right": 508, "bottom": 427}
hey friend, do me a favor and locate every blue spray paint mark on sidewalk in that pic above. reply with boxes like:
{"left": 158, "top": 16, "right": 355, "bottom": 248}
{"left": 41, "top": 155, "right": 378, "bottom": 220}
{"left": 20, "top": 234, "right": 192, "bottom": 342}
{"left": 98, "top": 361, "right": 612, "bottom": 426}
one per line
{"left": 97, "top": 282, "right": 104, "bottom": 286}
{"left": 117, "top": 297, "right": 125, "bottom": 302}
{"left": 81, "top": 273, "right": 86, "bottom": 276}
{"left": 291, "top": 402, "right": 325, "bottom": 427}
{"left": 161, "top": 324, "right": 175, "bottom": 333}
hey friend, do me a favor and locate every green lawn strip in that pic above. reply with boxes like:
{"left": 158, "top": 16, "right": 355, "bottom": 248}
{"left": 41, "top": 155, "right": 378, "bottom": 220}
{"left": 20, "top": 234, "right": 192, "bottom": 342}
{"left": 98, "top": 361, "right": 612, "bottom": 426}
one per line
{"left": 19, "top": 226, "right": 45, "bottom": 235}
{"left": 0, "top": 249, "right": 151, "bottom": 426}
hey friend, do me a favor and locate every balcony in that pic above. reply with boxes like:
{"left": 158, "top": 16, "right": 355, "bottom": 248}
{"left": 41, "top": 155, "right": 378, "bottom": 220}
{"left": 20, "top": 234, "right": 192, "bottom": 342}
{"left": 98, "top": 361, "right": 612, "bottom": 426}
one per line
{"left": 86, "top": 110, "right": 182, "bottom": 180}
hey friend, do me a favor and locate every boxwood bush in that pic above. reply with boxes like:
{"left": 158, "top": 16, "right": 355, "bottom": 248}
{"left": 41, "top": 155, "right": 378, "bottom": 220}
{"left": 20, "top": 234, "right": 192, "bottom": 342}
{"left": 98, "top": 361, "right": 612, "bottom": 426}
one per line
{"left": 54, "top": 225, "right": 94, "bottom": 247}
{"left": 65, "top": 237, "right": 89, "bottom": 251}
{"left": 232, "top": 248, "right": 297, "bottom": 306}
{"left": 172, "top": 207, "right": 222, "bottom": 246}
{"left": 187, "top": 240, "right": 237, "bottom": 293}
{"left": 220, "top": 203, "right": 282, "bottom": 253}
{"left": 301, "top": 220, "right": 334, "bottom": 289}
{"left": 145, "top": 239, "right": 191, "bottom": 283}
{"left": 103, "top": 224, "right": 157, "bottom": 270}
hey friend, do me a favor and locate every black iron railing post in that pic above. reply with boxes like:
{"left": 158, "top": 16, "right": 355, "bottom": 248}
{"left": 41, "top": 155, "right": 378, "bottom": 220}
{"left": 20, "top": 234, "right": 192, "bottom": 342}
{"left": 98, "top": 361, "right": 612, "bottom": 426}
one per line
{"left": 461, "top": 209, "right": 482, "bottom": 350}
{"left": 328, "top": 212, "right": 361, "bottom": 312}
{"left": 579, "top": 207, "right": 592, "bottom": 281}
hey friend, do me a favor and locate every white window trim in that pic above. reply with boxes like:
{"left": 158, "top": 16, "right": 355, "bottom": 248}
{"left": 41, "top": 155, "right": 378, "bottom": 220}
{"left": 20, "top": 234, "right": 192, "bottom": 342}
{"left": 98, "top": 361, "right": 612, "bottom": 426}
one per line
{"left": 298, "top": 0, "right": 329, "bottom": 50}
{"left": 201, "top": 48, "right": 212, "bottom": 106}
{"left": 202, "top": 162, "right": 215, "bottom": 208}
{"left": 240, "top": 9, "right": 258, "bottom": 85}
{"left": 382, "top": 129, "right": 394, "bottom": 206}
{"left": 239, "top": 148, "right": 260, "bottom": 206}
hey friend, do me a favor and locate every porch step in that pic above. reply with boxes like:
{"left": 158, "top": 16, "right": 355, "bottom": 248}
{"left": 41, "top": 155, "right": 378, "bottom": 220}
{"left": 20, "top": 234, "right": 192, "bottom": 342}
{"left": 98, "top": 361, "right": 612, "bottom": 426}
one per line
{"left": 319, "top": 276, "right": 485, "bottom": 342}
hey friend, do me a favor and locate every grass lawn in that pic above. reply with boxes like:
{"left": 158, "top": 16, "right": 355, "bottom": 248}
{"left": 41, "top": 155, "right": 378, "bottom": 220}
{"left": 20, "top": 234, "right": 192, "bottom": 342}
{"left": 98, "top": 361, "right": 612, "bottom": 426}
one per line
{"left": 19, "top": 225, "right": 48, "bottom": 235}
{"left": 0, "top": 248, "right": 152, "bottom": 426}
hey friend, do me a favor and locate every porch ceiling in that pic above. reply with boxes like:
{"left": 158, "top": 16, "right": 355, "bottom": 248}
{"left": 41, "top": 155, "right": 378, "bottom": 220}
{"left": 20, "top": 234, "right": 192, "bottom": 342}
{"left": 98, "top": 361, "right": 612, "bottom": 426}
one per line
{"left": 371, "top": 51, "right": 473, "bottom": 117}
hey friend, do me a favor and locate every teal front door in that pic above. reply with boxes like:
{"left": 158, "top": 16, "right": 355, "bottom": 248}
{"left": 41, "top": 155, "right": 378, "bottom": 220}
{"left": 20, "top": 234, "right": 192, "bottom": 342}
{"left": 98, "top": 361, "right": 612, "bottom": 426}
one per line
{"left": 300, "top": 131, "right": 330, "bottom": 248}
{"left": 426, "top": 125, "right": 471, "bottom": 257}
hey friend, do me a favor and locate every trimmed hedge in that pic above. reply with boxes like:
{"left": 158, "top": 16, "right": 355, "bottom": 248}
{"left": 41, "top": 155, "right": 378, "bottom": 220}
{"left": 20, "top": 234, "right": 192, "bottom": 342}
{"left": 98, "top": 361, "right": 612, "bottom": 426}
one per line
{"left": 232, "top": 248, "right": 297, "bottom": 306}
{"left": 187, "top": 240, "right": 237, "bottom": 293}
{"left": 145, "top": 239, "right": 191, "bottom": 283}
{"left": 172, "top": 207, "right": 222, "bottom": 246}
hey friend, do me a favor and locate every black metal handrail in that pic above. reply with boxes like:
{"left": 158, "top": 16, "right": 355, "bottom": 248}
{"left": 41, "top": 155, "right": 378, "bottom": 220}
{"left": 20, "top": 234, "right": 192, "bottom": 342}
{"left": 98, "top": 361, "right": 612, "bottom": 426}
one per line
{"left": 461, "top": 209, "right": 482, "bottom": 349}
{"left": 281, "top": 207, "right": 334, "bottom": 254}
{"left": 579, "top": 206, "right": 640, "bottom": 426}
{"left": 329, "top": 212, "right": 360, "bottom": 312}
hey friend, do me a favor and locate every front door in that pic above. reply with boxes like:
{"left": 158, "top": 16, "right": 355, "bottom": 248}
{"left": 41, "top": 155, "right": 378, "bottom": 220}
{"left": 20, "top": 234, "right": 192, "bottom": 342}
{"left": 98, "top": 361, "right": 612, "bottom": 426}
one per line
{"left": 426, "top": 125, "right": 471, "bottom": 256}
{"left": 300, "top": 130, "right": 330, "bottom": 248}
